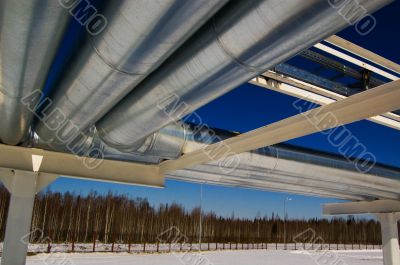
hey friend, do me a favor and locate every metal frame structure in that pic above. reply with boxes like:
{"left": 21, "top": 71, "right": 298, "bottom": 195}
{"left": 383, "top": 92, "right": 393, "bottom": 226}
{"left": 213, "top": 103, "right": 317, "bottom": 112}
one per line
{"left": 160, "top": 79, "right": 400, "bottom": 172}
{"left": 324, "top": 35, "right": 400, "bottom": 75}
{"left": 250, "top": 72, "right": 400, "bottom": 130}
{"left": 0, "top": 35, "right": 399, "bottom": 264}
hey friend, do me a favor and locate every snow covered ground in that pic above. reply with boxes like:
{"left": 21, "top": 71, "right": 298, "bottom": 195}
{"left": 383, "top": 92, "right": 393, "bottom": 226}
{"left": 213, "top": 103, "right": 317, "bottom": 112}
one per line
{"left": 0, "top": 242, "right": 379, "bottom": 253}
{"left": 20, "top": 249, "right": 383, "bottom": 265}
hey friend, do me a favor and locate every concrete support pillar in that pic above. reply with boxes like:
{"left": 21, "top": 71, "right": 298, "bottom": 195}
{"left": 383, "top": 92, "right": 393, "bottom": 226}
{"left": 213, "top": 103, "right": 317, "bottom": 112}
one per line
{"left": 377, "top": 213, "right": 400, "bottom": 265}
{"left": 324, "top": 200, "right": 400, "bottom": 265}
{"left": 0, "top": 170, "right": 57, "bottom": 265}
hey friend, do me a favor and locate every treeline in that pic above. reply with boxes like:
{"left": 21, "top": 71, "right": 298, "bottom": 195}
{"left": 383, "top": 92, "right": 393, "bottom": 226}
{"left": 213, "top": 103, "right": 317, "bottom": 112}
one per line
{"left": 0, "top": 186, "right": 382, "bottom": 244}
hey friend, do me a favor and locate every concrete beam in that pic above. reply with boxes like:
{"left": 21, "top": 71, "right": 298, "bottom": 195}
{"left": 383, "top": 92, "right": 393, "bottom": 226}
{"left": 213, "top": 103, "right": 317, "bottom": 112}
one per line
{"left": 0, "top": 144, "right": 164, "bottom": 188}
{"left": 323, "top": 200, "right": 400, "bottom": 215}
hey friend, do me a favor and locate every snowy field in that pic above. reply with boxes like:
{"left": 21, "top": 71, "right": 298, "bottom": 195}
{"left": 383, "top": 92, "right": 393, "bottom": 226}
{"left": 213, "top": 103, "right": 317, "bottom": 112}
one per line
{"left": 0, "top": 242, "right": 378, "bottom": 253}
{"left": 19, "top": 249, "right": 383, "bottom": 265}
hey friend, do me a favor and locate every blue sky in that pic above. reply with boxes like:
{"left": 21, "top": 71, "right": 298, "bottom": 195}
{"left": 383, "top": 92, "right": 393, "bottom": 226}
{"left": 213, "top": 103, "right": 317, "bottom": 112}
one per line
{"left": 47, "top": 1, "right": 399, "bottom": 219}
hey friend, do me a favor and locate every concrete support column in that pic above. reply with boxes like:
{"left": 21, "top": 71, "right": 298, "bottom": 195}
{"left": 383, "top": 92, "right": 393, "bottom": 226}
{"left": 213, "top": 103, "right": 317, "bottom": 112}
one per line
{"left": 324, "top": 200, "right": 400, "bottom": 265}
{"left": 377, "top": 213, "right": 400, "bottom": 265}
{"left": 2, "top": 171, "right": 37, "bottom": 265}
{"left": 0, "top": 170, "right": 57, "bottom": 265}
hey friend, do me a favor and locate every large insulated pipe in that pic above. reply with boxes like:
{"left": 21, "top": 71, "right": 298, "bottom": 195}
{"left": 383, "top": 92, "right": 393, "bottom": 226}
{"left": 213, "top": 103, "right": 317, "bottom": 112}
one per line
{"left": 35, "top": 0, "right": 228, "bottom": 150}
{"left": 153, "top": 125, "right": 400, "bottom": 200}
{"left": 97, "top": 0, "right": 391, "bottom": 151}
{"left": 0, "top": 0, "right": 70, "bottom": 145}
{"left": 28, "top": 117, "right": 400, "bottom": 199}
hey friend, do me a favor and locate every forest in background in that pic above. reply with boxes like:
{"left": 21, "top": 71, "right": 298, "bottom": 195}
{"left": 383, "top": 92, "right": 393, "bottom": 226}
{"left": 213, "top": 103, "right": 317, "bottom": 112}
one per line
{"left": 0, "top": 186, "right": 382, "bottom": 245}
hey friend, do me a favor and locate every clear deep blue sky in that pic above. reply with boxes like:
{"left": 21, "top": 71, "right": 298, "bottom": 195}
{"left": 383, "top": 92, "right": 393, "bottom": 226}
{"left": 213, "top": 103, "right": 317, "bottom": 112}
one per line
{"left": 47, "top": 1, "right": 400, "bottom": 219}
